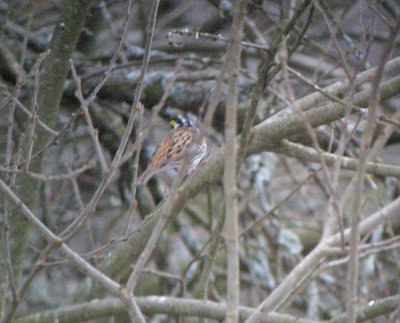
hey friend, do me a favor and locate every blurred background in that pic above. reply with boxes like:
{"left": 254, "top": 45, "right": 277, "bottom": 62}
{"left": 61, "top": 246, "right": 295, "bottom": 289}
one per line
{"left": 1, "top": 0, "right": 400, "bottom": 322}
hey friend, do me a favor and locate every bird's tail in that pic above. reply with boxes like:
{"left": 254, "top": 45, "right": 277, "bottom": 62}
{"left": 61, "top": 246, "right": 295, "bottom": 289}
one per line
{"left": 138, "top": 168, "right": 154, "bottom": 186}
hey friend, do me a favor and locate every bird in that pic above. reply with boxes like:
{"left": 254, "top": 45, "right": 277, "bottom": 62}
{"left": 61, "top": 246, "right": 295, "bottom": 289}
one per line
{"left": 138, "top": 115, "right": 207, "bottom": 186}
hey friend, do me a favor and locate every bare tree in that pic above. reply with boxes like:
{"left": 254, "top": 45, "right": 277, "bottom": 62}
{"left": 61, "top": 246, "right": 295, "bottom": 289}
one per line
{"left": 1, "top": 0, "right": 400, "bottom": 322}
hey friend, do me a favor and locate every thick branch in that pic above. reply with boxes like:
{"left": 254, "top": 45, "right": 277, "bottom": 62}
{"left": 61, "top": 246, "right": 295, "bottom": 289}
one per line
{"left": 77, "top": 67, "right": 400, "bottom": 302}
{"left": 273, "top": 140, "right": 400, "bottom": 178}
{"left": 14, "top": 296, "right": 315, "bottom": 323}
{"left": 0, "top": 0, "right": 96, "bottom": 312}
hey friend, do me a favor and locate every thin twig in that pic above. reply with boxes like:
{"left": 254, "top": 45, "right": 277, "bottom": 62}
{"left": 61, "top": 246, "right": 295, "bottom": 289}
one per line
{"left": 0, "top": 159, "right": 97, "bottom": 181}
{"left": 125, "top": 60, "right": 183, "bottom": 233}
{"left": 5, "top": 0, "right": 149, "bottom": 320}
{"left": 240, "top": 168, "right": 320, "bottom": 238}
{"left": 346, "top": 12, "right": 400, "bottom": 323}
{"left": 0, "top": 178, "right": 144, "bottom": 323}
{"left": 167, "top": 28, "right": 270, "bottom": 52}
{"left": 282, "top": 35, "right": 346, "bottom": 249}
{"left": 111, "top": 0, "right": 161, "bottom": 310}
{"left": 67, "top": 164, "right": 85, "bottom": 211}
{"left": 25, "top": 50, "right": 50, "bottom": 171}
{"left": 20, "top": 107, "right": 80, "bottom": 166}
{"left": 325, "top": 236, "right": 400, "bottom": 268}
{"left": 70, "top": 60, "right": 108, "bottom": 174}
{"left": 316, "top": 0, "right": 354, "bottom": 81}
{"left": 12, "top": 96, "right": 58, "bottom": 135}
{"left": 195, "top": 211, "right": 225, "bottom": 300}
{"left": 125, "top": 131, "right": 194, "bottom": 294}
{"left": 86, "top": 0, "right": 134, "bottom": 104}
{"left": 2, "top": 18, "right": 32, "bottom": 320}
{"left": 287, "top": 66, "right": 361, "bottom": 109}
{"left": 239, "top": 0, "right": 313, "bottom": 160}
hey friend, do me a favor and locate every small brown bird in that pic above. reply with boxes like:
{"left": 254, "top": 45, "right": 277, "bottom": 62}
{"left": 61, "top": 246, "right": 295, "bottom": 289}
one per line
{"left": 138, "top": 115, "right": 207, "bottom": 185}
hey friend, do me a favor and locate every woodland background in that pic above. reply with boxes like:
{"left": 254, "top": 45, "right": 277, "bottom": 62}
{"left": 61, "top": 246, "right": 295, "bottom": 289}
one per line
{"left": 1, "top": 0, "right": 400, "bottom": 322}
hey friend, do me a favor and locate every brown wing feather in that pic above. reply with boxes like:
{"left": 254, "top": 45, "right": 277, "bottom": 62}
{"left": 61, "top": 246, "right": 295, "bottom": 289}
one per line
{"left": 138, "top": 127, "right": 194, "bottom": 185}
{"left": 165, "top": 127, "right": 194, "bottom": 161}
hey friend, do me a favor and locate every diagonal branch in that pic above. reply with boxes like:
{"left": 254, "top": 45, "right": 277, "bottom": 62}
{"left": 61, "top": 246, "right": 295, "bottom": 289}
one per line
{"left": 244, "top": 195, "right": 400, "bottom": 322}
{"left": 239, "top": 0, "right": 313, "bottom": 158}
{"left": 94, "top": 68, "right": 400, "bottom": 295}
{"left": 346, "top": 12, "right": 400, "bottom": 323}
{"left": 0, "top": 178, "right": 145, "bottom": 322}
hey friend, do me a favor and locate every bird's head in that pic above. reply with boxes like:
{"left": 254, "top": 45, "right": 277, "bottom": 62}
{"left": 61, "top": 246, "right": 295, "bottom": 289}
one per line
{"left": 170, "top": 115, "right": 193, "bottom": 129}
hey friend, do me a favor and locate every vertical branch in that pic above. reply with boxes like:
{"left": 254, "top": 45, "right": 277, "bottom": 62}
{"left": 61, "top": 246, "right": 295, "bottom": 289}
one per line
{"left": 110, "top": 0, "right": 160, "bottom": 168}
{"left": 70, "top": 61, "right": 109, "bottom": 174}
{"left": 126, "top": 60, "right": 182, "bottom": 233}
{"left": 196, "top": 212, "right": 225, "bottom": 301}
{"left": 3, "top": 137, "right": 25, "bottom": 323}
{"left": 118, "top": 0, "right": 162, "bottom": 294}
{"left": 1, "top": 16, "right": 29, "bottom": 311}
{"left": 86, "top": 0, "right": 134, "bottom": 104}
{"left": 2, "top": 20, "right": 39, "bottom": 316}
{"left": 224, "top": 1, "right": 247, "bottom": 322}
{"left": 239, "top": 0, "right": 312, "bottom": 158}
{"left": 53, "top": 0, "right": 159, "bottom": 240}
{"left": 1, "top": 1, "right": 97, "bottom": 319}
{"left": 0, "top": 178, "right": 146, "bottom": 323}
{"left": 25, "top": 51, "right": 50, "bottom": 171}
{"left": 346, "top": 13, "right": 400, "bottom": 323}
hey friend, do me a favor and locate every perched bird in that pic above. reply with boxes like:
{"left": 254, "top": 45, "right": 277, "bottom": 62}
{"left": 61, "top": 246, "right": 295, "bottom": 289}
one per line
{"left": 138, "top": 115, "right": 207, "bottom": 186}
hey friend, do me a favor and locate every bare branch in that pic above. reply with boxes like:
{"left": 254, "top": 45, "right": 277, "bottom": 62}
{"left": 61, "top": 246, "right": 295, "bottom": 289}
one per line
{"left": 223, "top": 0, "right": 247, "bottom": 321}
{"left": 346, "top": 12, "right": 400, "bottom": 323}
